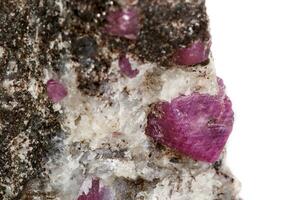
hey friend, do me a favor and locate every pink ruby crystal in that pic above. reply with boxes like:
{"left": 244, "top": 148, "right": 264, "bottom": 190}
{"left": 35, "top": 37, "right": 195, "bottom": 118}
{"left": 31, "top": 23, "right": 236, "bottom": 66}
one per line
{"left": 77, "top": 178, "right": 111, "bottom": 200}
{"left": 173, "top": 41, "right": 211, "bottom": 66}
{"left": 145, "top": 78, "right": 234, "bottom": 163}
{"left": 118, "top": 54, "right": 139, "bottom": 78}
{"left": 46, "top": 79, "right": 68, "bottom": 103}
{"left": 104, "top": 8, "right": 139, "bottom": 40}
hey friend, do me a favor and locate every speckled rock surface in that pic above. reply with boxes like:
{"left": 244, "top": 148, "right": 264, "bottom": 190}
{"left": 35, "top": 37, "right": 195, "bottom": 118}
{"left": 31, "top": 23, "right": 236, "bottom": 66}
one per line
{"left": 0, "top": 0, "right": 241, "bottom": 199}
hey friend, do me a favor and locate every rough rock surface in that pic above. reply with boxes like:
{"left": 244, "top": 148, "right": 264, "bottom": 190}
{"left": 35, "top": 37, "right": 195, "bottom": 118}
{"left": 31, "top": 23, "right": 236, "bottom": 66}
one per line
{"left": 0, "top": 0, "right": 241, "bottom": 199}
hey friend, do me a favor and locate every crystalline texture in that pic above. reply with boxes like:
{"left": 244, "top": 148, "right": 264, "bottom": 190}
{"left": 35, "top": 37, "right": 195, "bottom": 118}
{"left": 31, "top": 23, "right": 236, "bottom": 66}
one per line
{"left": 104, "top": 8, "right": 139, "bottom": 40}
{"left": 46, "top": 79, "right": 68, "bottom": 103}
{"left": 145, "top": 78, "right": 234, "bottom": 163}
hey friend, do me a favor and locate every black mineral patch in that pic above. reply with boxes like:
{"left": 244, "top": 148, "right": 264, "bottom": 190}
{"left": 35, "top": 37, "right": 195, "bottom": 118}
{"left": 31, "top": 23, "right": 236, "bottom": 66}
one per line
{"left": 213, "top": 159, "right": 223, "bottom": 171}
{"left": 72, "top": 36, "right": 98, "bottom": 58}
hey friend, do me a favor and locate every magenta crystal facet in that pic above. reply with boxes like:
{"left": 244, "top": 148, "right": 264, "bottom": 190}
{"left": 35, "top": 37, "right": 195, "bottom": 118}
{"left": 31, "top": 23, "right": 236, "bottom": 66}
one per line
{"left": 118, "top": 54, "right": 139, "bottom": 78}
{"left": 104, "top": 8, "right": 139, "bottom": 40}
{"left": 46, "top": 79, "right": 68, "bottom": 103}
{"left": 145, "top": 78, "right": 234, "bottom": 163}
{"left": 77, "top": 178, "right": 111, "bottom": 200}
{"left": 173, "top": 41, "right": 211, "bottom": 66}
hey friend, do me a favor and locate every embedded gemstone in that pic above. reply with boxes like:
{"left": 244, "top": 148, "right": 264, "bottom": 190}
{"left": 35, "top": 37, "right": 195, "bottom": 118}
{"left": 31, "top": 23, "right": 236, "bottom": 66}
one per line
{"left": 46, "top": 79, "right": 68, "bottom": 103}
{"left": 104, "top": 8, "right": 139, "bottom": 40}
{"left": 118, "top": 54, "right": 139, "bottom": 78}
{"left": 145, "top": 78, "right": 234, "bottom": 163}
{"left": 77, "top": 178, "right": 111, "bottom": 200}
{"left": 173, "top": 41, "right": 211, "bottom": 66}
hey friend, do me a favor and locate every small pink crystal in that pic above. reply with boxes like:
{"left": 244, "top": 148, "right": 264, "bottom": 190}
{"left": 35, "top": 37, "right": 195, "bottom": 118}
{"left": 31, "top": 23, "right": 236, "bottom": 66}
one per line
{"left": 46, "top": 79, "right": 68, "bottom": 103}
{"left": 118, "top": 54, "right": 139, "bottom": 78}
{"left": 145, "top": 78, "right": 234, "bottom": 163}
{"left": 173, "top": 41, "right": 211, "bottom": 66}
{"left": 104, "top": 8, "right": 139, "bottom": 40}
{"left": 77, "top": 178, "right": 111, "bottom": 200}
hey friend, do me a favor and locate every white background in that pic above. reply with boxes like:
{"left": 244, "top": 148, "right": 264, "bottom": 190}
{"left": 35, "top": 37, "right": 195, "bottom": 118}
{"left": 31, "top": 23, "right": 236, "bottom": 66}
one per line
{"left": 207, "top": 0, "right": 300, "bottom": 199}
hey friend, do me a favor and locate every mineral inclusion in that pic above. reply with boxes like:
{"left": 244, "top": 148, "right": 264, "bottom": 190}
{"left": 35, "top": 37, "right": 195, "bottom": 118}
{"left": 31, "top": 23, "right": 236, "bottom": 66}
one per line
{"left": 46, "top": 79, "right": 68, "bottom": 103}
{"left": 173, "top": 41, "right": 211, "bottom": 66}
{"left": 118, "top": 55, "right": 139, "bottom": 78}
{"left": 146, "top": 78, "right": 234, "bottom": 163}
{"left": 104, "top": 8, "right": 140, "bottom": 40}
{"left": 0, "top": 0, "right": 241, "bottom": 199}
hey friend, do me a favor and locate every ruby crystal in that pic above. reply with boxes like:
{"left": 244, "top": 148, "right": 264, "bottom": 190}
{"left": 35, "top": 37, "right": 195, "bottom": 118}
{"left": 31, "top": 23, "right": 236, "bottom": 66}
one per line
{"left": 118, "top": 54, "right": 139, "bottom": 78}
{"left": 104, "top": 8, "right": 139, "bottom": 40}
{"left": 77, "top": 178, "right": 111, "bottom": 200}
{"left": 145, "top": 78, "right": 234, "bottom": 163}
{"left": 173, "top": 41, "right": 211, "bottom": 66}
{"left": 46, "top": 79, "right": 68, "bottom": 103}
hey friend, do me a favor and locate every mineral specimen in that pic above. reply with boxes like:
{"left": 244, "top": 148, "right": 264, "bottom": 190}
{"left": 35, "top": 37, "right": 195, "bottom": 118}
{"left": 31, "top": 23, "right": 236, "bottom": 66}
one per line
{"left": 0, "top": 0, "right": 241, "bottom": 199}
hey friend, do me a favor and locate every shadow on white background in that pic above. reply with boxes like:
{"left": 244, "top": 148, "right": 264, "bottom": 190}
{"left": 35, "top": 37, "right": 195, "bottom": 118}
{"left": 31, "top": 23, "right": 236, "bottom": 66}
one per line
{"left": 207, "top": 0, "right": 300, "bottom": 199}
